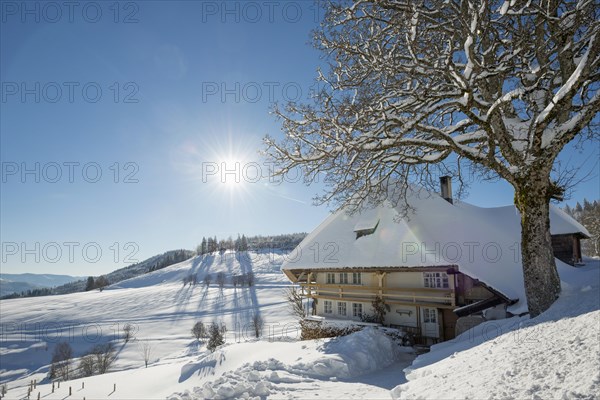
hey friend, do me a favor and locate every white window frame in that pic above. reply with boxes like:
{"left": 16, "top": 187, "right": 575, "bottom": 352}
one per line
{"left": 352, "top": 303, "right": 363, "bottom": 318}
{"left": 339, "top": 272, "right": 348, "bottom": 284}
{"left": 352, "top": 272, "right": 361, "bottom": 285}
{"left": 423, "top": 308, "right": 437, "bottom": 323}
{"left": 338, "top": 302, "right": 347, "bottom": 316}
{"left": 324, "top": 300, "right": 333, "bottom": 314}
{"left": 423, "top": 272, "right": 449, "bottom": 289}
{"left": 326, "top": 273, "right": 335, "bottom": 284}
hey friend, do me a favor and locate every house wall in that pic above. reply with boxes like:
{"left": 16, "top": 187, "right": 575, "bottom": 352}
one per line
{"left": 456, "top": 274, "right": 494, "bottom": 304}
{"left": 385, "top": 304, "right": 418, "bottom": 327}
{"left": 386, "top": 272, "right": 427, "bottom": 288}
{"left": 303, "top": 268, "right": 501, "bottom": 343}
{"left": 314, "top": 270, "right": 456, "bottom": 290}
{"left": 313, "top": 272, "right": 374, "bottom": 286}
{"left": 316, "top": 298, "right": 374, "bottom": 321}
{"left": 551, "top": 234, "right": 580, "bottom": 265}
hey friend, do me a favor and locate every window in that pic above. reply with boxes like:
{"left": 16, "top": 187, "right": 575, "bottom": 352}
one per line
{"left": 423, "top": 308, "right": 437, "bottom": 323}
{"left": 423, "top": 272, "right": 449, "bottom": 289}
{"left": 354, "top": 219, "right": 380, "bottom": 239}
{"left": 352, "top": 303, "right": 363, "bottom": 318}
{"left": 338, "top": 302, "right": 347, "bottom": 316}
{"left": 326, "top": 273, "right": 335, "bottom": 284}
{"left": 352, "top": 272, "right": 361, "bottom": 285}
{"left": 324, "top": 300, "right": 333, "bottom": 314}
{"left": 339, "top": 273, "right": 348, "bottom": 284}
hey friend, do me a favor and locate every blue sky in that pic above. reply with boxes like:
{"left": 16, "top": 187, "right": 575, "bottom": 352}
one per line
{"left": 1, "top": 1, "right": 598, "bottom": 276}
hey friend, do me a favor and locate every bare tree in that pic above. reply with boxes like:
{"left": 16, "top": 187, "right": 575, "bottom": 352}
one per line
{"left": 123, "top": 323, "right": 134, "bottom": 343}
{"left": 251, "top": 313, "right": 264, "bottom": 338}
{"left": 284, "top": 286, "right": 306, "bottom": 319}
{"left": 204, "top": 274, "right": 212, "bottom": 287}
{"left": 139, "top": 341, "right": 153, "bottom": 368}
{"left": 91, "top": 343, "right": 116, "bottom": 374}
{"left": 191, "top": 321, "right": 207, "bottom": 341}
{"left": 95, "top": 275, "right": 109, "bottom": 291}
{"left": 50, "top": 342, "right": 72, "bottom": 381}
{"left": 78, "top": 355, "right": 96, "bottom": 377}
{"left": 245, "top": 272, "right": 254, "bottom": 287}
{"left": 216, "top": 272, "right": 226, "bottom": 289}
{"left": 265, "top": 0, "right": 599, "bottom": 317}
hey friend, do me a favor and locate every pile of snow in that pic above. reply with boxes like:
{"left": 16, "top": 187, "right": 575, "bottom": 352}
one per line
{"left": 172, "top": 327, "right": 414, "bottom": 400}
{"left": 392, "top": 258, "right": 600, "bottom": 400}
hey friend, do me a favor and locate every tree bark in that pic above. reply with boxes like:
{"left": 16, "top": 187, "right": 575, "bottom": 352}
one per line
{"left": 514, "top": 176, "right": 561, "bottom": 317}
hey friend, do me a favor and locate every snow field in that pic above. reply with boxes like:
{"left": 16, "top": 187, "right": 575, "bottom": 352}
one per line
{"left": 170, "top": 327, "right": 415, "bottom": 399}
{"left": 1, "top": 250, "right": 416, "bottom": 399}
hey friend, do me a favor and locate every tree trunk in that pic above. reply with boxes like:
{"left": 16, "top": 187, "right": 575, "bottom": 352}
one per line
{"left": 514, "top": 180, "right": 561, "bottom": 318}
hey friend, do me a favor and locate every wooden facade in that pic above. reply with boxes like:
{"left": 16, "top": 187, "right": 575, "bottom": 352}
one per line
{"left": 551, "top": 234, "right": 584, "bottom": 265}
{"left": 292, "top": 267, "right": 499, "bottom": 344}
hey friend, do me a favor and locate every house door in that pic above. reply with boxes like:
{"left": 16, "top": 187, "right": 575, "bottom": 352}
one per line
{"left": 421, "top": 308, "right": 439, "bottom": 338}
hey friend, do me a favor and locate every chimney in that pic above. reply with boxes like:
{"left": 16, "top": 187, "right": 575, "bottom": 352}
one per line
{"left": 440, "top": 176, "right": 453, "bottom": 204}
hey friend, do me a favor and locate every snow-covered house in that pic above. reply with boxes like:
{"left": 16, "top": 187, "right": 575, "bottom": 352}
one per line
{"left": 281, "top": 180, "right": 589, "bottom": 343}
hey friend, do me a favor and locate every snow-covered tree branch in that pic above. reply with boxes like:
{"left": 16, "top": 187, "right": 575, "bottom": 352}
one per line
{"left": 264, "top": 0, "right": 599, "bottom": 316}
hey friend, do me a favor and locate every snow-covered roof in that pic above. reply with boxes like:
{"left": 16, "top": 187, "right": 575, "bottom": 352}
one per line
{"left": 282, "top": 188, "right": 589, "bottom": 314}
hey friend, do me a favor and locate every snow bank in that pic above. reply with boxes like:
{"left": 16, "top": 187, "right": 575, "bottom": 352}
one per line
{"left": 178, "top": 328, "right": 411, "bottom": 400}
{"left": 391, "top": 259, "right": 600, "bottom": 400}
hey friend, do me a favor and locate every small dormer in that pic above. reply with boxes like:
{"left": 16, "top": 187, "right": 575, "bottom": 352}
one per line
{"left": 354, "top": 217, "right": 380, "bottom": 239}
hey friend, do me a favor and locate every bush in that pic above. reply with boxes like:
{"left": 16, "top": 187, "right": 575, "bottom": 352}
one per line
{"left": 370, "top": 296, "right": 387, "bottom": 324}
{"left": 284, "top": 286, "right": 306, "bottom": 319}
{"left": 191, "top": 321, "right": 207, "bottom": 341}
{"left": 207, "top": 323, "right": 225, "bottom": 352}
{"left": 299, "top": 320, "right": 363, "bottom": 340}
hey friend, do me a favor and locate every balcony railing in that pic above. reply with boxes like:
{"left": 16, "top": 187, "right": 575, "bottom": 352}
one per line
{"left": 299, "top": 283, "right": 455, "bottom": 306}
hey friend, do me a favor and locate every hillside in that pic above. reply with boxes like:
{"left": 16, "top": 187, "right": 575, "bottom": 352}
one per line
{"left": 0, "top": 252, "right": 598, "bottom": 399}
{"left": 0, "top": 274, "right": 83, "bottom": 288}
{"left": 0, "top": 274, "right": 83, "bottom": 297}
{"left": 2, "top": 250, "right": 195, "bottom": 299}
{"left": 0, "top": 279, "right": 42, "bottom": 298}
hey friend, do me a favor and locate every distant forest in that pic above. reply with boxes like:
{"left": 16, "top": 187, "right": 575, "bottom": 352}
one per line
{"left": 195, "top": 232, "right": 307, "bottom": 255}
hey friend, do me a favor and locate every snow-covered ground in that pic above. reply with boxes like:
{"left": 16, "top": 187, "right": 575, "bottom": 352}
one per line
{"left": 1, "top": 252, "right": 598, "bottom": 399}
{"left": 0, "top": 250, "right": 415, "bottom": 399}
{"left": 392, "top": 258, "right": 600, "bottom": 400}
